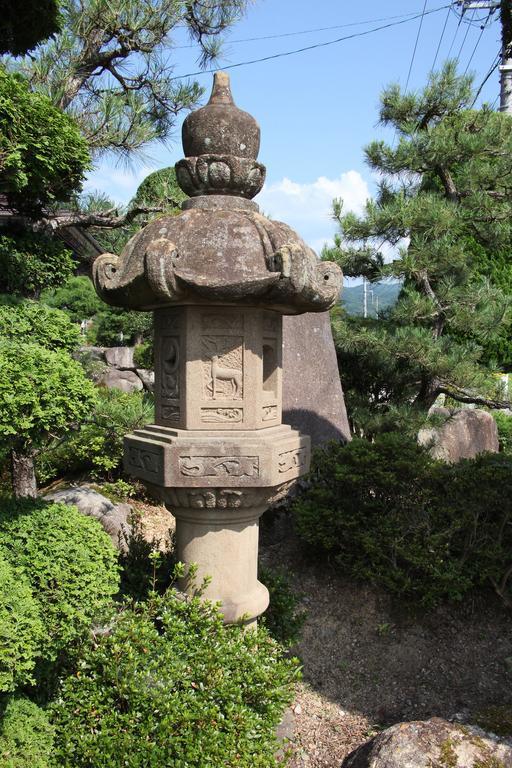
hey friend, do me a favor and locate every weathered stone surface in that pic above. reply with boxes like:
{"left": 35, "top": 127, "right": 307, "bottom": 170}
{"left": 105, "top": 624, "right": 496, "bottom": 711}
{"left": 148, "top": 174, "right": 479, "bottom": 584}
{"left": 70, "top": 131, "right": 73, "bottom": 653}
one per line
{"left": 99, "top": 368, "right": 143, "bottom": 393}
{"left": 44, "top": 486, "right": 131, "bottom": 548}
{"left": 342, "top": 718, "right": 512, "bottom": 768}
{"left": 418, "top": 407, "right": 499, "bottom": 462}
{"left": 136, "top": 368, "right": 154, "bottom": 392}
{"left": 283, "top": 312, "right": 350, "bottom": 447}
{"left": 75, "top": 345, "right": 106, "bottom": 362}
{"left": 104, "top": 346, "right": 135, "bottom": 370}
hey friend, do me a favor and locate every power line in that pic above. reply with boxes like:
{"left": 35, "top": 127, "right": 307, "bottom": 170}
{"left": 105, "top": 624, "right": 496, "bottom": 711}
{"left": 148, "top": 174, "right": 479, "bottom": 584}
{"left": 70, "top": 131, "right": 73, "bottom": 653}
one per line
{"left": 173, "top": 10, "right": 433, "bottom": 49}
{"left": 471, "top": 51, "right": 501, "bottom": 105}
{"left": 446, "top": 9, "right": 464, "bottom": 58}
{"left": 431, "top": 4, "right": 452, "bottom": 71}
{"left": 463, "top": 22, "right": 486, "bottom": 74}
{"left": 455, "top": 9, "right": 476, "bottom": 64}
{"left": 171, "top": 4, "right": 452, "bottom": 81}
{"left": 405, "top": 0, "right": 428, "bottom": 90}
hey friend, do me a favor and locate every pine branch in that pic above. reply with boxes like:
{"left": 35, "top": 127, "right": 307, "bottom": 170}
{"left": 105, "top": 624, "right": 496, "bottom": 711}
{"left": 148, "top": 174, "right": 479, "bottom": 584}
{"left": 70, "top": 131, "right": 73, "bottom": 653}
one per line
{"left": 33, "top": 204, "right": 166, "bottom": 234}
{"left": 438, "top": 385, "right": 511, "bottom": 409}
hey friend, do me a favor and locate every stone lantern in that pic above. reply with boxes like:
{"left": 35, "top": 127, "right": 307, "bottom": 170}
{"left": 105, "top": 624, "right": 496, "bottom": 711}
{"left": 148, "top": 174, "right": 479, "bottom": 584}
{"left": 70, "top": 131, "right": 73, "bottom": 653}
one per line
{"left": 93, "top": 72, "right": 342, "bottom": 627}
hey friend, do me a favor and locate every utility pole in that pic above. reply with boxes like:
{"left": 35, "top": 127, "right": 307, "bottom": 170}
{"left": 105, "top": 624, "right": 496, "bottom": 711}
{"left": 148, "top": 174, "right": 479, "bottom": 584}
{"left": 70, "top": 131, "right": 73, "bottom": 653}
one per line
{"left": 500, "top": 0, "right": 512, "bottom": 112}
{"left": 455, "top": 1, "right": 511, "bottom": 111}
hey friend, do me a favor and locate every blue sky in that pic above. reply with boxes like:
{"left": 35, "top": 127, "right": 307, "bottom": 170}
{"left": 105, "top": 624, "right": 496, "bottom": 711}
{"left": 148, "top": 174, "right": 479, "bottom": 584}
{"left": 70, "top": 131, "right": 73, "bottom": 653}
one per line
{"left": 85, "top": 0, "right": 503, "bottom": 254}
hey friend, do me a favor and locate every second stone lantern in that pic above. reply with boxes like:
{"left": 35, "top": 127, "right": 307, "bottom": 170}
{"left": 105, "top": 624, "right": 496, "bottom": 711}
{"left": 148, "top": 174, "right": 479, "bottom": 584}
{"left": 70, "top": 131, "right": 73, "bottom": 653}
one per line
{"left": 93, "top": 72, "right": 342, "bottom": 627}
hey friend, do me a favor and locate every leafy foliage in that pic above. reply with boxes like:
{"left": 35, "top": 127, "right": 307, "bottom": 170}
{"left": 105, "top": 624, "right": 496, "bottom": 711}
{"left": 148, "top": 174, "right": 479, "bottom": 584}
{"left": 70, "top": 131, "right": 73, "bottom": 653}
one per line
{"left": 41, "top": 275, "right": 103, "bottom": 322}
{"left": 0, "top": 68, "right": 89, "bottom": 212}
{"left": 494, "top": 410, "right": 512, "bottom": 456}
{"left": 51, "top": 588, "right": 299, "bottom": 767}
{"left": 88, "top": 306, "right": 153, "bottom": 347}
{"left": 0, "top": 499, "right": 119, "bottom": 662}
{"left": 260, "top": 567, "right": 306, "bottom": 647}
{"left": 0, "top": 300, "right": 81, "bottom": 352}
{"left": 325, "top": 63, "right": 512, "bottom": 434}
{"left": 0, "top": 341, "right": 96, "bottom": 456}
{"left": 293, "top": 434, "right": 512, "bottom": 606}
{"left": 0, "top": 554, "right": 43, "bottom": 692}
{"left": 0, "top": 695, "right": 54, "bottom": 768}
{"left": 36, "top": 388, "right": 153, "bottom": 482}
{"left": 11, "top": 0, "right": 250, "bottom": 159}
{"left": 0, "top": 233, "right": 75, "bottom": 298}
{"left": 0, "top": 0, "right": 60, "bottom": 56}
{"left": 132, "top": 341, "right": 153, "bottom": 370}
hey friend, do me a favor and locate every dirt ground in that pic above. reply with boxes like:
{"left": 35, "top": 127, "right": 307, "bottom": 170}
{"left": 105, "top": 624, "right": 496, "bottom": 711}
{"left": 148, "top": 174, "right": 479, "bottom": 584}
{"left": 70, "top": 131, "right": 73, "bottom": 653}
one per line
{"left": 134, "top": 501, "right": 512, "bottom": 768}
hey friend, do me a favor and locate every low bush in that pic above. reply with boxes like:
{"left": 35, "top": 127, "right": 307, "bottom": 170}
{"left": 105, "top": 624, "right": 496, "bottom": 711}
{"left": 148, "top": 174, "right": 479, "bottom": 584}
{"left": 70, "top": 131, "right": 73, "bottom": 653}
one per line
{"left": 51, "top": 589, "right": 299, "bottom": 767}
{"left": 0, "top": 499, "right": 119, "bottom": 662}
{"left": 0, "top": 554, "right": 43, "bottom": 692}
{"left": 260, "top": 567, "right": 307, "bottom": 646}
{"left": 0, "top": 233, "right": 75, "bottom": 299}
{"left": 133, "top": 340, "right": 153, "bottom": 370}
{"left": 0, "top": 695, "right": 54, "bottom": 768}
{"left": 0, "top": 301, "right": 80, "bottom": 352}
{"left": 494, "top": 410, "right": 512, "bottom": 456}
{"left": 292, "top": 434, "right": 512, "bottom": 606}
{"left": 37, "top": 388, "right": 153, "bottom": 482}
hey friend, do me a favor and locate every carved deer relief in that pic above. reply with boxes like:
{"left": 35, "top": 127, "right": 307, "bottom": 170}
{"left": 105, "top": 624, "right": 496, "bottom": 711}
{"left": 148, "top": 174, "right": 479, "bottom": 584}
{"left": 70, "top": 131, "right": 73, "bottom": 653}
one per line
{"left": 202, "top": 335, "right": 243, "bottom": 400}
{"left": 211, "top": 354, "right": 242, "bottom": 399}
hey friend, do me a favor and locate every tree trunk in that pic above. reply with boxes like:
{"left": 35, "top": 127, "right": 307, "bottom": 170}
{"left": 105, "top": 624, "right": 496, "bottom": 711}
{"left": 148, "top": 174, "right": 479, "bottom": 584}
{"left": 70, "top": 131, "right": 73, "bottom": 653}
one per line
{"left": 414, "top": 376, "right": 441, "bottom": 412}
{"left": 11, "top": 449, "right": 37, "bottom": 498}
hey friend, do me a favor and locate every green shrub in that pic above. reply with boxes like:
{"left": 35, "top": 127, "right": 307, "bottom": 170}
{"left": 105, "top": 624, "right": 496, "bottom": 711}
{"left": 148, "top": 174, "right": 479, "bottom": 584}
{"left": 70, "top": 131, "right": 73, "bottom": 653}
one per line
{"left": 0, "top": 233, "right": 75, "bottom": 298}
{"left": 41, "top": 275, "right": 103, "bottom": 322}
{"left": 52, "top": 589, "right": 299, "bottom": 767}
{"left": 0, "top": 301, "right": 81, "bottom": 352}
{"left": 0, "top": 554, "right": 43, "bottom": 692}
{"left": 494, "top": 410, "right": 512, "bottom": 456}
{"left": 0, "top": 68, "right": 90, "bottom": 212}
{"left": 133, "top": 341, "right": 153, "bottom": 370}
{"left": 292, "top": 434, "right": 512, "bottom": 606}
{"left": 118, "top": 513, "right": 175, "bottom": 601}
{"left": 37, "top": 388, "right": 153, "bottom": 482}
{"left": 88, "top": 306, "right": 152, "bottom": 347}
{"left": 0, "top": 695, "right": 54, "bottom": 768}
{"left": 0, "top": 499, "right": 119, "bottom": 661}
{"left": 0, "top": 341, "right": 96, "bottom": 458}
{"left": 260, "top": 567, "right": 307, "bottom": 647}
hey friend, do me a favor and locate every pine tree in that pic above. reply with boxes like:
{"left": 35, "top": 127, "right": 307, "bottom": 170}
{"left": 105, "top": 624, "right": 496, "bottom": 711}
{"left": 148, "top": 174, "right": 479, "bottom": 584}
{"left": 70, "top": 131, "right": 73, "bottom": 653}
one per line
{"left": 325, "top": 63, "right": 512, "bottom": 436}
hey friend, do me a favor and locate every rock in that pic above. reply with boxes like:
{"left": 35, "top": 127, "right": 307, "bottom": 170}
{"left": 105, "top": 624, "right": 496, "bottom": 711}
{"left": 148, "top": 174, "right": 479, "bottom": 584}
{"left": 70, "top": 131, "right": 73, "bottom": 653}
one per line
{"left": 104, "top": 346, "right": 135, "bottom": 370}
{"left": 418, "top": 407, "right": 499, "bottom": 462}
{"left": 99, "top": 368, "right": 143, "bottom": 393}
{"left": 44, "top": 486, "right": 132, "bottom": 548}
{"left": 136, "top": 368, "right": 154, "bottom": 392}
{"left": 75, "top": 345, "right": 106, "bottom": 362}
{"left": 282, "top": 312, "right": 350, "bottom": 448}
{"left": 342, "top": 718, "right": 512, "bottom": 768}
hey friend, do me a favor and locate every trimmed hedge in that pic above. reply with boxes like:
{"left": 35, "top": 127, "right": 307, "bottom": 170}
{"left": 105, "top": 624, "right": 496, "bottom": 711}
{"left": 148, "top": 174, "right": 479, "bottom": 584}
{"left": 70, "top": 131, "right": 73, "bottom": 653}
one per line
{"left": 292, "top": 433, "right": 512, "bottom": 606}
{"left": 0, "top": 499, "right": 119, "bottom": 661}
{"left": 0, "top": 695, "right": 54, "bottom": 768}
{"left": 52, "top": 590, "right": 299, "bottom": 767}
{"left": 0, "top": 555, "right": 43, "bottom": 692}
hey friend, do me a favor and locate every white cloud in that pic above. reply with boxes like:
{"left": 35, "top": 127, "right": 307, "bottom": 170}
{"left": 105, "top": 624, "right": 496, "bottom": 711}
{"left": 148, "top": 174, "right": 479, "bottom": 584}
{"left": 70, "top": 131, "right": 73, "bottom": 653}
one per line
{"left": 256, "top": 170, "right": 370, "bottom": 253}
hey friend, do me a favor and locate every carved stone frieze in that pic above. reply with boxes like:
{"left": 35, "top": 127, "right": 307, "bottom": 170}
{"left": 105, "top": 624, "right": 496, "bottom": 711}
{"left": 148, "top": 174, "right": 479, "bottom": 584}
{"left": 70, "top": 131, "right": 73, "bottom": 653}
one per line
{"left": 176, "top": 155, "right": 265, "bottom": 199}
{"left": 179, "top": 455, "right": 259, "bottom": 479}
{"left": 262, "top": 405, "right": 278, "bottom": 421}
{"left": 201, "top": 408, "right": 243, "bottom": 423}
{"left": 167, "top": 487, "right": 268, "bottom": 509}
{"left": 202, "top": 336, "right": 243, "bottom": 400}
{"left": 278, "top": 447, "right": 308, "bottom": 474}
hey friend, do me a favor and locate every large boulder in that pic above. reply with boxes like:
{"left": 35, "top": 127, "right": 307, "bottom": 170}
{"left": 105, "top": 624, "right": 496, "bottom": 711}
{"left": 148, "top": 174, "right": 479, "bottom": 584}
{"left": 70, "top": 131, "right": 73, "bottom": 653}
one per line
{"left": 342, "top": 718, "right": 512, "bottom": 768}
{"left": 418, "top": 408, "right": 499, "bottom": 463}
{"left": 98, "top": 368, "right": 143, "bottom": 393}
{"left": 104, "top": 346, "right": 135, "bottom": 370}
{"left": 136, "top": 368, "right": 154, "bottom": 393}
{"left": 44, "top": 486, "right": 131, "bottom": 547}
{"left": 282, "top": 312, "right": 350, "bottom": 448}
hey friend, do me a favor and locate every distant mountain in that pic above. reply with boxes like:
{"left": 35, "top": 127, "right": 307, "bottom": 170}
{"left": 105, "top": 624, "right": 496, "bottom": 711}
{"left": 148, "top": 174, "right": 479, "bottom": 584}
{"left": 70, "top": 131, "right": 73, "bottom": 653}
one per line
{"left": 341, "top": 281, "right": 401, "bottom": 317}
